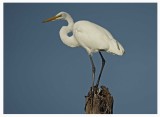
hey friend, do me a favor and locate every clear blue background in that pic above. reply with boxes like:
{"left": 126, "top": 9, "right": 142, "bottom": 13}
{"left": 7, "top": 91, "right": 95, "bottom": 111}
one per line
{"left": 4, "top": 3, "right": 157, "bottom": 114}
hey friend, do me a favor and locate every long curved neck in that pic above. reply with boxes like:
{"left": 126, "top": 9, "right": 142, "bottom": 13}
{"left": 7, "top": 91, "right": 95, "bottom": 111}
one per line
{"left": 59, "top": 15, "right": 79, "bottom": 47}
{"left": 66, "top": 14, "right": 74, "bottom": 28}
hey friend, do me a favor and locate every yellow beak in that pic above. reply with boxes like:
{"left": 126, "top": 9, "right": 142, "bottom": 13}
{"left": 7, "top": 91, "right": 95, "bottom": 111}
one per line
{"left": 42, "top": 15, "right": 62, "bottom": 23}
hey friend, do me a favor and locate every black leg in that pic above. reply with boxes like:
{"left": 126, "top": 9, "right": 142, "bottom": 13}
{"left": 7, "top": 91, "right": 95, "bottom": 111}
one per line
{"left": 89, "top": 55, "right": 96, "bottom": 111}
{"left": 96, "top": 51, "right": 105, "bottom": 87}
{"left": 89, "top": 55, "right": 96, "bottom": 92}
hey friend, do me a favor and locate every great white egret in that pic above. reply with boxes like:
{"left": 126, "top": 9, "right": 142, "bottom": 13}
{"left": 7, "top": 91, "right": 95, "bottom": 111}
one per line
{"left": 43, "top": 11, "right": 125, "bottom": 92}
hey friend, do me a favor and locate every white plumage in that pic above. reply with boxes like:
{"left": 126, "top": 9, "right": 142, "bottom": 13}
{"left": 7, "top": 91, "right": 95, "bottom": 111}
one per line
{"left": 43, "top": 11, "right": 125, "bottom": 89}
{"left": 73, "top": 20, "right": 125, "bottom": 55}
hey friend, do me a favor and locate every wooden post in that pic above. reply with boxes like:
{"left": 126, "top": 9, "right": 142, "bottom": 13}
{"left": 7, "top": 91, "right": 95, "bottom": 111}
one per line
{"left": 85, "top": 85, "right": 114, "bottom": 114}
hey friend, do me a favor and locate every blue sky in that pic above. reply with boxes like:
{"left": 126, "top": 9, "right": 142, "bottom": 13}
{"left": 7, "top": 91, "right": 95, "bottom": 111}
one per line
{"left": 4, "top": 3, "right": 157, "bottom": 114}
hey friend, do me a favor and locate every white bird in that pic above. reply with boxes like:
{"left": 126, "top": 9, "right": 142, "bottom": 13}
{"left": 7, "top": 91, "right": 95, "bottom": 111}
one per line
{"left": 43, "top": 11, "right": 125, "bottom": 91}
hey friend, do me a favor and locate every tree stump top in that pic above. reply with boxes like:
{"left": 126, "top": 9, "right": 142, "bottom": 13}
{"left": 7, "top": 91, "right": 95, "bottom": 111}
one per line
{"left": 85, "top": 85, "right": 114, "bottom": 114}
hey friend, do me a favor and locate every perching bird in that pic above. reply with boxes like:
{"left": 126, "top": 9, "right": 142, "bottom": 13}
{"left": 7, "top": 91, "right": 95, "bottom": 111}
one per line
{"left": 43, "top": 11, "right": 125, "bottom": 92}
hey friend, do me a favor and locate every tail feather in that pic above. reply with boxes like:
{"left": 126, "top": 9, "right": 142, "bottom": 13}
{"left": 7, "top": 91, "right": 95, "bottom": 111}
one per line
{"left": 107, "top": 38, "right": 125, "bottom": 56}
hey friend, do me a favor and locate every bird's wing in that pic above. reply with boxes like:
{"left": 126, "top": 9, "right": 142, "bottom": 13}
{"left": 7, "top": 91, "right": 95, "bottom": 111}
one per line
{"left": 73, "top": 21, "right": 124, "bottom": 55}
{"left": 91, "top": 21, "right": 125, "bottom": 55}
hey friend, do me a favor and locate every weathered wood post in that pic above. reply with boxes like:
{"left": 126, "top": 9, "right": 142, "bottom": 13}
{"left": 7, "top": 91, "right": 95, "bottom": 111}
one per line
{"left": 85, "top": 85, "right": 114, "bottom": 114}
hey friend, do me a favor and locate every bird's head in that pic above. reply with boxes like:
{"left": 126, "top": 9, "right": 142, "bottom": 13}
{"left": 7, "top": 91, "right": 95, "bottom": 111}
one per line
{"left": 42, "top": 12, "right": 68, "bottom": 23}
